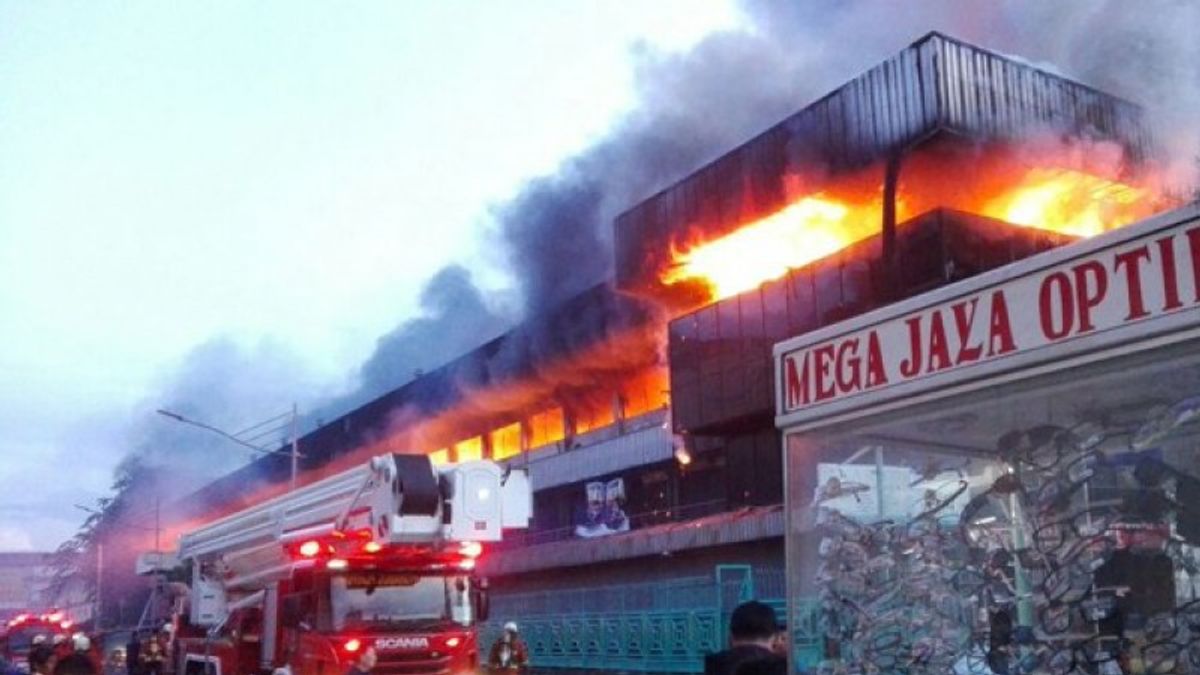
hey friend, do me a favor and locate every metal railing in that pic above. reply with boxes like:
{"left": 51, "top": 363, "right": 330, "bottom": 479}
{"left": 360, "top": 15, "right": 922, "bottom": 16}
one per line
{"left": 495, "top": 499, "right": 736, "bottom": 550}
{"left": 481, "top": 566, "right": 821, "bottom": 673}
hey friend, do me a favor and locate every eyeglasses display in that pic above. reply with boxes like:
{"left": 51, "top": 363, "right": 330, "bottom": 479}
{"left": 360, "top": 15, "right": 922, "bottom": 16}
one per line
{"left": 789, "top": 365, "right": 1200, "bottom": 675}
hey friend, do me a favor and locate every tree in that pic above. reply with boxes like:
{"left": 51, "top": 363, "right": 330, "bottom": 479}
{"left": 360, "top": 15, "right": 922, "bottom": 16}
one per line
{"left": 49, "top": 456, "right": 162, "bottom": 629}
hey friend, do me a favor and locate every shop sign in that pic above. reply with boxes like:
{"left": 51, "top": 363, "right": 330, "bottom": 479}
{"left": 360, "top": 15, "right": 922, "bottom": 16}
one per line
{"left": 778, "top": 210, "right": 1200, "bottom": 416}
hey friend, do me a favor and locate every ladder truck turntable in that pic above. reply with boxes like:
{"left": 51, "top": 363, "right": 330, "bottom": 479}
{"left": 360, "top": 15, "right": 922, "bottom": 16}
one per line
{"left": 151, "top": 454, "right": 531, "bottom": 675}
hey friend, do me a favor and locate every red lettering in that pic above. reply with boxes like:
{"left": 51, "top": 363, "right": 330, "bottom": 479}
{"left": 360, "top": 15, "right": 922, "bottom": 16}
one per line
{"left": 988, "top": 291, "right": 1017, "bottom": 356}
{"left": 1071, "top": 260, "right": 1108, "bottom": 333}
{"left": 835, "top": 339, "right": 861, "bottom": 393}
{"left": 1113, "top": 246, "right": 1151, "bottom": 321}
{"left": 785, "top": 352, "right": 809, "bottom": 408}
{"left": 1188, "top": 227, "right": 1200, "bottom": 304}
{"left": 927, "top": 310, "right": 952, "bottom": 372}
{"left": 899, "top": 316, "right": 923, "bottom": 378}
{"left": 1158, "top": 236, "right": 1182, "bottom": 311}
{"left": 1040, "top": 272, "right": 1074, "bottom": 340}
{"left": 865, "top": 332, "right": 888, "bottom": 388}
{"left": 814, "top": 345, "right": 836, "bottom": 401}
{"left": 951, "top": 298, "right": 983, "bottom": 364}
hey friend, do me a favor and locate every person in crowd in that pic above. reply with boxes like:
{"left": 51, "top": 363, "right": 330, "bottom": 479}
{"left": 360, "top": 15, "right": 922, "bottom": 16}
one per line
{"left": 138, "top": 635, "right": 163, "bottom": 675}
{"left": 344, "top": 647, "right": 376, "bottom": 675}
{"left": 29, "top": 635, "right": 55, "bottom": 675}
{"left": 50, "top": 635, "right": 70, "bottom": 665}
{"left": 52, "top": 635, "right": 96, "bottom": 675}
{"left": 704, "top": 601, "right": 787, "bottom": 675}
{"left": 124, "top": 632, "right": 140, "bottom": 675}
{"left": 487, "top": 622, "right": 529, "bottom": 671}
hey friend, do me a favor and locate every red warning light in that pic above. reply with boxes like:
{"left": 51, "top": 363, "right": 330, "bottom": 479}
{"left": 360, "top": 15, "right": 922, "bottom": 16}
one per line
{"left": 460, "top": 541, "right": 483, "bottom": 558}
{"left": 299, "top": 540, "right": 322, "bottom": 558}
{"left": 363, "top": 541, "right": 382, "bottom": 554}
{"left": 343, "top": 638, "right": 361, "bottom": 653}
{"left": 445, "top": 637, "right": 462, "bottom": 648}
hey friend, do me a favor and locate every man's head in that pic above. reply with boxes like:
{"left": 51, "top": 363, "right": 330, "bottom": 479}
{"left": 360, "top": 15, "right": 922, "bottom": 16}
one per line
{"left": 728, "top": 601, "right": 779, "bottom": 648}
{"left": 71, "top": 634, "right": 91, "bottom": 653}
{"left": 503, "top": 622, "right": 519, "bottom": 636}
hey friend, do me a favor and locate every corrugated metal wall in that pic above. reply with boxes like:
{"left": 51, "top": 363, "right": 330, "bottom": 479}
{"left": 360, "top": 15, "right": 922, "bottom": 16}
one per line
{"left": 614, "top": 31, "right": 1152, "bottom": 296}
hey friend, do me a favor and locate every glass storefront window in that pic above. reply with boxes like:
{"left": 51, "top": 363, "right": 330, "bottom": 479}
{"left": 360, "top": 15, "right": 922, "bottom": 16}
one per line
{"left": 785, "top": 348, "right": 1200, "bottom": 675}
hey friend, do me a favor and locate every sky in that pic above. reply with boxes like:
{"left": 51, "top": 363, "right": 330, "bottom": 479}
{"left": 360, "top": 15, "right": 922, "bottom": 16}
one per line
{"left": 0, "top": 1, "right": 746, "bottom": 550}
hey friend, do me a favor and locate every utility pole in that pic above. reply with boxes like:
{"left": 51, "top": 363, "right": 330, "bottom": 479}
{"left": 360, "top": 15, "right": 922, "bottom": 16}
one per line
{"left": 95, "top": 542, "right": 103, "bottom": 632}
{"left": 290, "top": 403, "right": 299, "bottom": 491}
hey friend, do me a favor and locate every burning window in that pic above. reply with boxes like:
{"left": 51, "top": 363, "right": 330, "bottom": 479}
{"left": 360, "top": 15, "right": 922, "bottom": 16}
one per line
{"left": 620, "top": 366, "right": 669, "bottom": 419}
{"left": 489, "top": 422, "right": 522, "bottom": 461}
{"left": 572, "top": 397, "right": 616, "bottom": 436}
{"left": 657, "top": 140, "right": 1175, "bottom": 305}
{"left": 428, "top": 449, "right": 449, "bottom": 466}
{"left": 527, "top": 407, "right": 565, "bottom": 450}
{"left": 453, "top": 437, "right": 482, "bottom": 463}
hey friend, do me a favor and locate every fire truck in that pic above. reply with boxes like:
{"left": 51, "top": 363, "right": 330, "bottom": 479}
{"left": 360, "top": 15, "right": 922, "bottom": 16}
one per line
{"left": 1, "top": 611, "right": 76, "bottom": 672}
{"left": 161, "top": 454, "right": 530, "bottom": 675}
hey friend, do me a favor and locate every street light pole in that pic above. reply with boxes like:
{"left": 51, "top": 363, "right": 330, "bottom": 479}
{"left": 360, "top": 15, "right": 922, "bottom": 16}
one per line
{"left": 157, "top": 408, "right": 304, "bottom": 489}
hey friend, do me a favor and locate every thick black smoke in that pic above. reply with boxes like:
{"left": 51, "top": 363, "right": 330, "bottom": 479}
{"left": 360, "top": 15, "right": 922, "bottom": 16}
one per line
{"left": 309, "top": 265, "right": 508, "bottom": 416}
{"left": 114, "top": 337, "right": 329, "bottom": 505}
{"left": 492, "top": 0, "right": 1200, "bottom": 315}
{"left": 344, "top": 0, "right": 1200, "bottom": 428}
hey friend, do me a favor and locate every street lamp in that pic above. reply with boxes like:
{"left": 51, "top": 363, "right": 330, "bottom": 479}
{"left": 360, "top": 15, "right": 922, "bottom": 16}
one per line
{"left": 156, "top": 406, "right": 303, "bottom": 489}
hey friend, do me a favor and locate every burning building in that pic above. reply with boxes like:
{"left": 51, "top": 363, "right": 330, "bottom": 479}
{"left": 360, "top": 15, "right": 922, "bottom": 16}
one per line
{"left": 178, "top": 32, "right": 1186, "bottom": 673}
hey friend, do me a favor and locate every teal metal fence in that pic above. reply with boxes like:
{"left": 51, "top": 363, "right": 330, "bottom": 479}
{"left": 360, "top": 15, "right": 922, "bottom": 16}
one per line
{"left": 482, "top": 566, "right": 820, "bottom": 673}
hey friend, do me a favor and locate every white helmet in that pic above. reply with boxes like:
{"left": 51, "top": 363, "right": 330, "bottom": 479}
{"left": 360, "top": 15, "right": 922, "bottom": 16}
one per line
{"left": 72, "top": 633, "right": 91, "bottom": 652}
{"left": 31, "top": 634, "right": 48, "bottom": 646}
{"left": 503, "top": 622, "right": 518, "bottom": 633}
{"left": 51, "top": 634, "right": 67, "bottom": 645}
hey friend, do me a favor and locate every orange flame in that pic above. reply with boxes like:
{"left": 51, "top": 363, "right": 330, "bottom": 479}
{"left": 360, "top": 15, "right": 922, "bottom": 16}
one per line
{"left": 982, "top": 168, "right": 1148, "bottom": 237}
{"left": 661, "top": 141, "right": 1174, "bottom": 302}
{"left": 662, "top": 197, "right": 886, "bottom": 299}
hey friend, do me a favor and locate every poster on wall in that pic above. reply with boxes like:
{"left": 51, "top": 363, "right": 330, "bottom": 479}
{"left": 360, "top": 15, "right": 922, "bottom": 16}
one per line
{"left": 574, "top": 478, "right": 630, "bottom": 538}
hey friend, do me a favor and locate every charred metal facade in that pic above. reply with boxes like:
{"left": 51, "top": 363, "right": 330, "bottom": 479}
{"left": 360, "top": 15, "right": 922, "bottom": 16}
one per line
{"left": 668, "top": 209, "right": 1075, "bottom": 436}
{"left": 615, "top": 32, "right": 1150, "bottom": 299}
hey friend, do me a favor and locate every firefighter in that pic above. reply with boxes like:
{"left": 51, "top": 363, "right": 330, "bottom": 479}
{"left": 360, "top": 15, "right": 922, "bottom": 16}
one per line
{"left": 123, "top": 632, "right": 142, "bottom": 675}
{"left": 487, "top": 623, "right": 529, "bottom": 671}
{"left": 344, "top": 647, "right": 376, "bottom": 675}
{"left": 50, "top": 635, "right": 70, "bottom": 667}
{"left": 52, "top": 635, "right": 96, "bottom": 675}
{"left": 138, "top": 634, "right": 163, "bottom": 675}
{"left": 29, "top": 635, "right": 55, "bottom": 675}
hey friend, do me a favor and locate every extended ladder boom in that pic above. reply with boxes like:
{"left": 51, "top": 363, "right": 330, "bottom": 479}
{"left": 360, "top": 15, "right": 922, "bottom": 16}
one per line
{"left": 178, "top": 454, "right": 531, "bottom": 563}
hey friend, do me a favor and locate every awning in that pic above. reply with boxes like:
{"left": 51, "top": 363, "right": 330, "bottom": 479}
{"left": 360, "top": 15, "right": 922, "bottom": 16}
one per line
{"left": 479, "top": 505, "right": 782, "bottom": 576}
